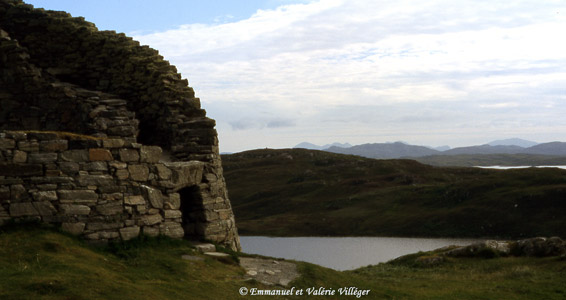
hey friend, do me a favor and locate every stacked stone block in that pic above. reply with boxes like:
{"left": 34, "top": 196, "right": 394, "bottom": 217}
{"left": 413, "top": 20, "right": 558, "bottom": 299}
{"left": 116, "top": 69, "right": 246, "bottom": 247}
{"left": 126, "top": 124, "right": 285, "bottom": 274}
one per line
{"left": 0, "top": 130, "right": 239, "bottom": 250}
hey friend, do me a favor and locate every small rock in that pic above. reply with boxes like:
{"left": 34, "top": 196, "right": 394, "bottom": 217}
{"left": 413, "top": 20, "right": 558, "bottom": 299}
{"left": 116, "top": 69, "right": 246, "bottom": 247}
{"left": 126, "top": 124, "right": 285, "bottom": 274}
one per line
{"left": 279, "top": 279, "right": 292, "bottom": 286}
{"left": 246, "top": 270, "right": 258, "bottom": 276}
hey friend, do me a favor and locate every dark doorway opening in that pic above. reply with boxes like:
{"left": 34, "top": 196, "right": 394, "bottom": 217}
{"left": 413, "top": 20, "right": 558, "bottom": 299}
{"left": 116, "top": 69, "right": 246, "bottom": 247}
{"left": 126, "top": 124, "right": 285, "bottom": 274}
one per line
{"left": 179, "top": 185, "right": 206, "bottom": 240}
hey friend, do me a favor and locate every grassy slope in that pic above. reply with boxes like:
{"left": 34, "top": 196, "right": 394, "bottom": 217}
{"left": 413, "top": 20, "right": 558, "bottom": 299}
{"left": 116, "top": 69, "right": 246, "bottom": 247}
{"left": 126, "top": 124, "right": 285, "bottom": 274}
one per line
{"left": 412, "top": 153, "right": 566, "bottom": 167}
{"left": 222, "top": 149, "right": 566, "bottom": 238}
{"left": 0, "top": 224, "right": 251, "bottom": 300}
{"left": 1, "top": 225, "right": 565, "bottom": 300}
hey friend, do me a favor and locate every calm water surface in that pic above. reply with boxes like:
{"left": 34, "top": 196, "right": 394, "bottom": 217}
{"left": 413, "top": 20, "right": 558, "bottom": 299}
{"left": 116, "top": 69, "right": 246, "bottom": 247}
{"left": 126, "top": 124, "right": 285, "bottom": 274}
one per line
{"left": 240, "top": 236, "right": 480, "bottom": 271}
{"left": 476, "top": 165, "right": 566, "bottom": 169}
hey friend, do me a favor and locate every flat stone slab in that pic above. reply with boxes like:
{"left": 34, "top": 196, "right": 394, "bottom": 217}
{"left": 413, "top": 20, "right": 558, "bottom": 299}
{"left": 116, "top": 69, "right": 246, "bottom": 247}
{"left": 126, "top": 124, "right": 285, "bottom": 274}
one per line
{"left": 188, "top": 241, "right": 216, "bottom": 253}
{"left": 240, "top": 257, "right": 300, "bottom": 287}
{"left": 203, "top": 252, "right": 230, "bottom": 258}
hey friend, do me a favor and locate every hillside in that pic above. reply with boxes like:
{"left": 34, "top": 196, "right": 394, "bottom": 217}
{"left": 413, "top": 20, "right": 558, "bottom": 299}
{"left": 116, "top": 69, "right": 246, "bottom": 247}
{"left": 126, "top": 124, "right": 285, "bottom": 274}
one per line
{"left": 413, "top": 154, "right": 566, "bottom": 167}
{"left": 2, "top": 224, "right": 566, "bottom": 300}
{"left": 222, "top": 149, "right": 566, "bottom": 238}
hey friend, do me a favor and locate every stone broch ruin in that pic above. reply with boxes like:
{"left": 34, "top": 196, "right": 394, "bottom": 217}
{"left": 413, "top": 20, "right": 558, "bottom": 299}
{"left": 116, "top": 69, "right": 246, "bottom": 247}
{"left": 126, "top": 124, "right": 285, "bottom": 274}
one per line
{"left": 0, "top": 0, "right": 240, "bottom": 251}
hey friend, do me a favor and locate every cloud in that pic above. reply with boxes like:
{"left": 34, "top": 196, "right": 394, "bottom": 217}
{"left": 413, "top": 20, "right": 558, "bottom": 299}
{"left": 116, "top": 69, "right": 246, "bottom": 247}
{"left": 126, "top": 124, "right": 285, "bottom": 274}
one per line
{"left": 134, "top": 0, "right": 566, "bottom": 152}
{"left": 229, "top": 118, "right": 296, "bottom": 130}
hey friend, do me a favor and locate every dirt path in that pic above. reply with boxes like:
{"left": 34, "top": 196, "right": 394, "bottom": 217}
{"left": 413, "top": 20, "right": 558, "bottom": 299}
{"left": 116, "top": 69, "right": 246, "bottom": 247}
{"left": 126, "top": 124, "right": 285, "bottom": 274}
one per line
{"left": 240, "top": 257, "right": 300, "bottom": 286}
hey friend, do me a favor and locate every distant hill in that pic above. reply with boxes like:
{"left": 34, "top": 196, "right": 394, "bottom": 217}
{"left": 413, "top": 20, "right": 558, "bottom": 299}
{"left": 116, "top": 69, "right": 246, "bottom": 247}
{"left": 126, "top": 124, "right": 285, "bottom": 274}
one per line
{"left": 524, "top": 142, "right": 566, "bottom": 156}
{"left": 488, "top": 138, "right": 538, "bottom": 148}
{"left": 326, "top": 142, "right": 440, "bottom": 159}
{"left": 294, "top": 142, "right": 352, "bottom": 150}
{"left": 443, "top": 144, "right": 525, "bottom": 155}
{"left": 222, "top": 148, "right": 566, "bottom": 238}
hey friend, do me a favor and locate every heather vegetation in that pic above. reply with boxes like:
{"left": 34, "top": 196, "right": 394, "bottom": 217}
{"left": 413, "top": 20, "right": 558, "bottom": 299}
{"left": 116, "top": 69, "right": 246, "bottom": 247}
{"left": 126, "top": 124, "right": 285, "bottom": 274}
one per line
{"left": 223, "top": 148, "right": 566, "bottom": 238}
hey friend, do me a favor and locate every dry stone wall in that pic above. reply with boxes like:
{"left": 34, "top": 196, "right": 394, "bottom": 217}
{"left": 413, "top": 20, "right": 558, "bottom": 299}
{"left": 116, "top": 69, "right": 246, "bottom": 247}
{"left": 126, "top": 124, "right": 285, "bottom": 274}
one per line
{"left": 0, "top": 130, "right": 239, "bottom": 249}
{"left": 0, "top": 0, "right": 240, "bottom": 251}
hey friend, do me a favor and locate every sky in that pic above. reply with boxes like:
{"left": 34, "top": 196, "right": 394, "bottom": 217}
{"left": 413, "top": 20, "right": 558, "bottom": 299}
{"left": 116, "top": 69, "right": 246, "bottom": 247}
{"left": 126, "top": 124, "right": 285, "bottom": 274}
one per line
{"left": 26, "top": 0, "right": 566, "bottom": 153}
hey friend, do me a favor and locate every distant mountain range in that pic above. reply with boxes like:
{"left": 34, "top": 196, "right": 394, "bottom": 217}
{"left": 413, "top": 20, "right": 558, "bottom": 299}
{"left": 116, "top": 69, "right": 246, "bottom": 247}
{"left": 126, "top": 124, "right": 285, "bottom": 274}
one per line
{"left": 294, "top": 142, "right": 352, "bottom": 150}
{"left": 294, "top": 138, "right": 566, "bottom": 160}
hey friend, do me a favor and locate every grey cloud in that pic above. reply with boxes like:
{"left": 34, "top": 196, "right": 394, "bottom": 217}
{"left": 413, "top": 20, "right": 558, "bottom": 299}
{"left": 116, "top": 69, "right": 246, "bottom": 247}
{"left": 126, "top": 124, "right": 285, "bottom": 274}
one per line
{"left": 228, "top": 118, "right": 296, "bottom": 130}
{"left": 267, "top": 118, "right": 296, "bottom": 128}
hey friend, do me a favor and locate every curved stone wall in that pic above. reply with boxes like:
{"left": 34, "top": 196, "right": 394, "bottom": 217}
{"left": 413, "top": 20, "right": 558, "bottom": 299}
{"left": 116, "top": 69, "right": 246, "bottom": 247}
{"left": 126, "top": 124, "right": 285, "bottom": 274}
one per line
{"left": 0, "top": 1, "right": 240, "bottom": 250}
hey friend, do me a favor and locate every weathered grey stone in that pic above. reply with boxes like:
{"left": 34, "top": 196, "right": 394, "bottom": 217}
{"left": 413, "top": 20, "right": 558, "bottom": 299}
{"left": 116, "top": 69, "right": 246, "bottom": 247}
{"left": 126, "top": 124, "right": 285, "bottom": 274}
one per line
{"left": 9, "top": 202, "right": 39, "bottom": 216}
{"left": 140, "top": 146, "right": 162, "bottom": 163}
{"left": 84, "top": 162, "right": 108, "bottom": 171}
{"left": 160, "top": 221, "right": 184, "bottom": 238}
{"left": 33, "top": 201, "right": 57, "bottom": 216}
{"left": 101, "top": 193, "right": 123, "bottom": 201}
{"left": 89, "top": 148, "right": 113, "bottom": 161}
{"left": 60, "top": 204, "right": 91, "bottom": 215}
{"left": 98, "top": 185, "right": 124, "bottom": 193}
{"left": 513, "top": 237, "right": 566, "bottom": 257}
{"left": 58, "top": 162, "right": 80, "bottom": 175}
{"left": 18, "top": 140, "right": 39, "bottom": 152}
{"left": 124, "top": 195, "right": 145, "bottom": 205}
{"left": 155, "top": 164, "right": 171, "bottom": 180}
{"left": 77, "top": 175, "right": 114, "bottom": 186}
{"left": 142, "top": 226, "right": 160, "bottom": 237}
{"left": 30, "top": 176, "right": 74, "bottom": 184}
{"left": 60, "top": 150, "right": 89, "bottom": 162}
{"left": 12, "top": 150, "right": 27, "bottom": 163}
{"left": 96, "top": 203, "right": 123, "bottom": 215}
{"left": 164, "top": 209, "right": 182, "bottom": 219}
{"left": 86, "top": 222, "right": 123, "bottom": 231}
{"left": 142, "top": 185, "right": 163, "bottom": 209}
{"left": 115, "top": 169, "right": 129, "bottom": 180}
{"left": 39, "top": 140, "right": 68, "bottom": 152}
{"left": 61, "top": 222, "right": 85, "bottom": 235}
{"left": 164, "top": 193, "right": 181, "bottom": 209}
{"left": 103, "top": 139, "right": 125, "bottom": 148}
{"left": 119, "top": 149, "right": 139, "bottom": 162}
{"left": 58, "top": 190, "right": 98, "bottom": 203}
{"left": 28, "top": 153, "right": 58, "bottom": 163}
{"left": 36, "top": 184, "right": 57, "bottom": 191}
{"left": 10, "top": 184, "right": 29, "bottom": 201}
{"left": 109, "top": 161, "right": 127, "bottom": 169}
{"left": 128, "top": 164, "right": 149, "bottom": 181}
{"left": 119, "top": 226, "right": 140, "bottom": 240}
{"left": 190, "top": 242, "right": 216, "bottom": 253}
{"left": 163, "top": 161, "right": 204, "bottom": 190}
{"left": 33, "top": 191, "right": 58, "bottom": 201}
{"left": 139, "top": 214, "right": 163, "bottom": 226}
{"left": 0, "top": 138, "right": 15, "bottom": 149}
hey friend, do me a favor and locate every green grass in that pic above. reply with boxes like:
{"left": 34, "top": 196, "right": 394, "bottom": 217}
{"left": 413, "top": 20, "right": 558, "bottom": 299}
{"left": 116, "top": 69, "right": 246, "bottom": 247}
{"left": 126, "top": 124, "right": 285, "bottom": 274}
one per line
{"left": 0, "top": 224, "right": 252, "bottom": 300}
{"left": 222, "top": 149, "right": 566, "bottom": 238}
{"left": 1, "top": 224, "right": 566, "bottom": 299}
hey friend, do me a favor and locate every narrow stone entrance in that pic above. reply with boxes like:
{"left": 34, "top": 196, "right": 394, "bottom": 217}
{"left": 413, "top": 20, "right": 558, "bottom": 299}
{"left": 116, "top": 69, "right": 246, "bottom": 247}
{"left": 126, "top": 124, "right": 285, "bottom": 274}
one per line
{"left": 179, "top": 185, "right": 207, "bottom": 240}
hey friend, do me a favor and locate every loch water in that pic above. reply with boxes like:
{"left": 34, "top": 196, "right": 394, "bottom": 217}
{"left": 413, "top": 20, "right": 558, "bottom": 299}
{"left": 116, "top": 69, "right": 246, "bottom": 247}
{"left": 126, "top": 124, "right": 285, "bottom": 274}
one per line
{"left": 240, "top": 236, "right": 480, "bottom": 271}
